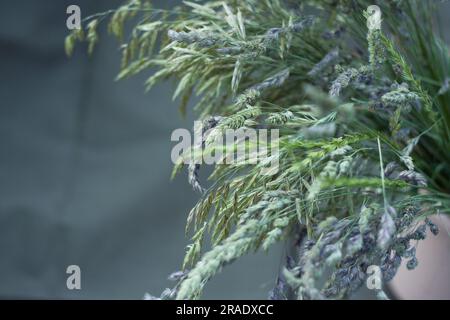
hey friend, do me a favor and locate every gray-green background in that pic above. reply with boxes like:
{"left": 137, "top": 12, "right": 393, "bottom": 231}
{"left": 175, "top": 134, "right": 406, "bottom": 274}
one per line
{"left": 0, "top": 0, "right": 285, "bottom": 299}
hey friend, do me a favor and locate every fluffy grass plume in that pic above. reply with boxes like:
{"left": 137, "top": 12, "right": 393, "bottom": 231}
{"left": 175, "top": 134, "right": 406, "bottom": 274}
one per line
{"left": 68, "top": 0, "right": 450, "bottom": 299}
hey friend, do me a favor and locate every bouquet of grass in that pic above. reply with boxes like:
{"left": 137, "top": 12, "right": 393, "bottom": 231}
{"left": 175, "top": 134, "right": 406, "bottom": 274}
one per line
{"left": 67, "top": 0, "right": 450, "bottom": 299}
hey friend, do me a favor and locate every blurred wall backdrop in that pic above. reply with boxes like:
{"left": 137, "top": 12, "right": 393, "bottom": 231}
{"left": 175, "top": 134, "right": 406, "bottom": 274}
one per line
{"left": 0, "top": 0, "right": 283, "bottom": 299}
